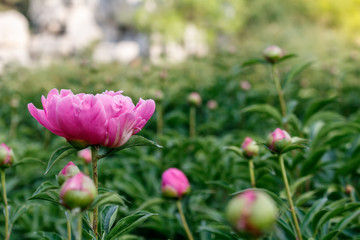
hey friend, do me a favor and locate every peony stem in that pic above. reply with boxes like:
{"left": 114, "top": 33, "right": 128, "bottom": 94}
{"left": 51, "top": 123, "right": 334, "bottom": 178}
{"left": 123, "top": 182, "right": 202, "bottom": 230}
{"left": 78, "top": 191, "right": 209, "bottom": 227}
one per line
{"left": 176, "top": 199, "right": 194, "bottom": 240}
{"left": 248, "top": 159, "right": 256, "bottom": 188}
{"left": 278, "top": 155, "right": 302, "bottom": 240}
{"left": 1, "top": 170, "right": 9, "bottom": 240}
{"left": 157, "top": 103, "right": 163, "bottom": 136}
{"left": 91, "top": 146, "right": 99, "bottom": 239}
{"left": 77, "top": 213, "right": 82, "bottom": 240}
{"left": 271, "top": 64, "right": 288, "bottom": 131}
{"left": 66, "top": 212, "right": 71, "bottom": 240}
{"left": 189, "top": 106, "right": 196, "bottom": 138}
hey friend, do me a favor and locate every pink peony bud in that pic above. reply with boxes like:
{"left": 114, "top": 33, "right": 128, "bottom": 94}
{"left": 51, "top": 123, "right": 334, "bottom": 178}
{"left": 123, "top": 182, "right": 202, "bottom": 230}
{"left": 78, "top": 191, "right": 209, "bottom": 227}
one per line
{"left": 263, "top": 46, "right": 285, "bottom": 64}
{"left": 226, "top": 190, "right": 278, "bottom": 237}
{"left": 161, "top": 168, "right": 190, "bottom": 198}
{"left": 28, "top": 89, "right": 155, "bottom": 149}
{"left": 0, "top": 143, "right": 14, "bottom": 168}
{"left": 266, "top": 128, "right": 292, "bottom": 153}
{"left": 240, "top": 80, "right": 251, "bottom": 91}
{"left": 78, "top": 148, "right": 92, "bottom": 165}
{"left": 187, "top": 92, "right": 202, "bottom": 107}
{"left": 57, "top": 162, "right": 80, "bottom": 186}
{"left": 241, "top": 137, "right": 259, "bottom": 158}
{"left": 207, "top": 100, "right": 218, "bottom": 110}
{"left": 60, "top": 173, "right": 97, "bottom": 210}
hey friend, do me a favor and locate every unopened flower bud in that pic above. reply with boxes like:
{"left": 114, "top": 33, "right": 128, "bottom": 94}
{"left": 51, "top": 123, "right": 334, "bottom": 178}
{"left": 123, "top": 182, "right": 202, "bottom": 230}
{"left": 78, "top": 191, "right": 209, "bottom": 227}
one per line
{"left": 345, "top": 185, "right": 354, "bottom": 195}
{"left": 241, "top": 137, "right": 259, "bottom": 158}
{"left": 78, "top": 148, "right": 92, "bottom": 165}
{"left": 161, "top": 168, "right": 190, "bottom": 198}
{"left": 187, "top": 92, "right": 202, "bottom": 107}
{"left": 57, "top": 162, "right": 80, "bottom": 186}
{"left": 240, "top": 80, "right": 251, "bottom": 91}
{"left": 226, "top": 190, "right": 277, "bottom": 236}
{"left": 263, "top": 46, "right": 285, "bottom": 64}
{"left": 266, "top": 128, "right": 292, "bottom": 153}
{"left": 0, "top": 143, "right": 14, "bottom": 168}
{"left": 60, "top": 173, "right": 97, "bottom": 210}
{"left": 207, "top": 100, "right": 218, "bottom": 110}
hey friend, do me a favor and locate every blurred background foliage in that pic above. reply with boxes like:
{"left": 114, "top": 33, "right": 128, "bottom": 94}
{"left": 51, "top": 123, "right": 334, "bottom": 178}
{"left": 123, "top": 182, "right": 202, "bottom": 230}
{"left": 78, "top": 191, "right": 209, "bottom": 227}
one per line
{"left": 0, "top": 0, "right": 360, "bottom": 239}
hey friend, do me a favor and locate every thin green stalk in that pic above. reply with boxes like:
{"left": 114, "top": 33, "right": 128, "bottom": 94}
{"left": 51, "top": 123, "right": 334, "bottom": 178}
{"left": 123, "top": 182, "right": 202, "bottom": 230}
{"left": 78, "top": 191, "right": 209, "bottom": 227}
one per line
{"left": 91, "top": 146, "right": 99, "bottom": 240}
{"left": 77, "top": 213, "right": 82, "bottom": 240}
{"left": 278, "top": 155, "right": 302, "bottom": 240}
{"left": 157, "top": 103, "right": 163, "bottom": 136}
{"left": 1, "top": 170, "right": 9, "bottom": 240}
{"left": 66, "top": 212, "right": 71, "bottom": 240}
{"left": 249, "top": 159, "right": 256, "bottom": 188}
{"left": 189, "top": 106, "right": 196, "bottom": 138}
{"left": 176, "top": 200, "right": 194, "bottom": 240}
{"left": 271, "top": 64, "right": 288, "bottom": 131}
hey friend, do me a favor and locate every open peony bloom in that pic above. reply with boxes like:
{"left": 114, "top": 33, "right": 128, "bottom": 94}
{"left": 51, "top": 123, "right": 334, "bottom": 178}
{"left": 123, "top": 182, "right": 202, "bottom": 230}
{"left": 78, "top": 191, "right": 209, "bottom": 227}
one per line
{"left": 241, "top": 137, "right": 259, "bottom": 158}
{"left": 161, "top": 168, "right": 190, "bottom": 198}
{"left": 28, "top": 89, "right": 155, "bottom": 148}
{"left": 226, "top": 189, "right": 278, "bottom": 237}
{"left": 0, "top": 143, "right": 14, "bottom": 168}
{"left": 60, "top": 172, "right": 97, "bottom": 210}
{"left": 266, "top": 128, "right": 292, "bottom": 153}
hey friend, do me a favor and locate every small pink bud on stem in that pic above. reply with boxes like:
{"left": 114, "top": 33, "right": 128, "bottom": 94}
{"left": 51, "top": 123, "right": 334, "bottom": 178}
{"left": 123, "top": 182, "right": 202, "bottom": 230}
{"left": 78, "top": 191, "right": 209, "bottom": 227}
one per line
{"left": 226, "top": 190, "right": 278, "bottom": 237}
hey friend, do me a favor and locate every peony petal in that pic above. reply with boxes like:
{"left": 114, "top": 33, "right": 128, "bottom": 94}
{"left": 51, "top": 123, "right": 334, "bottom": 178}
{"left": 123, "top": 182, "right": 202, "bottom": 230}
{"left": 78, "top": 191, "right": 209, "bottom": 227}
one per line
{"left": 106, "top": 113, "right": 136, "bottom": 148}
{"left": 132, "top": 99, "right": 155, "bottom": 134}
{"left": 28, "top": 103, "right": 65, "bottom": 136}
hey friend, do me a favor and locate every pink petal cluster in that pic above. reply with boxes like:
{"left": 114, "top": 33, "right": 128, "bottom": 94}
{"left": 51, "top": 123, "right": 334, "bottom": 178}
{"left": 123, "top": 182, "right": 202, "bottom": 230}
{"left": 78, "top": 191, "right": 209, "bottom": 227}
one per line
{"left": 78, "top": 148, "right": 92, "bottom": 164}
{"left": 57, "top": 161, "right": 80, "bottom": 185}
{"left": 28, "top": 89, "right": 155, "bottom": 148}
{"left": 267, "top": 128, "right": 292, "bottom": 153}
{"left": 161, "top": 168, "right": 190, "bottom": 198}
{"left": 0, "top": 143, "right": 13, "bottom": 166}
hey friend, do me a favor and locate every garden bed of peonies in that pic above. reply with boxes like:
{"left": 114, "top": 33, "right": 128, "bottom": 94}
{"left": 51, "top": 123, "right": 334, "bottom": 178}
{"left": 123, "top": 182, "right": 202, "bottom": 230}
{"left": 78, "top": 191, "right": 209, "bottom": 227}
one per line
{"left": 0, "top": 46, "right": 360, "bottom": 240}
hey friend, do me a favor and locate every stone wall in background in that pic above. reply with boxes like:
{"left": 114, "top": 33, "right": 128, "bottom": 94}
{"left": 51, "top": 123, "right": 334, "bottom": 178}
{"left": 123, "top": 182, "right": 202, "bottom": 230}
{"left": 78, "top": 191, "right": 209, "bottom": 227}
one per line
{"left": 0, "top": 0, "right": 208, "bottom": 72}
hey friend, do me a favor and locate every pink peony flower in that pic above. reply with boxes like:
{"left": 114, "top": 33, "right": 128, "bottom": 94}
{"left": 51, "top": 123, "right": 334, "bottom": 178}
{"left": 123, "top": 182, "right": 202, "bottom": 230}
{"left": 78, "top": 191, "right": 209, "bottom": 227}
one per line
{"left": 57, "top": 161, "right": 80, "bottom": 185}
{"left": 28, "top": 89, "right": 155, "bottom": 148}
{"left": 161, "top": 168, "right": 190, "bottom": 198}
{"left": 267, "top": 128, "right": 291, "bottom": 153}
{"left": 78, "top": 148, "right": 92, "bottom": 164}
{"left": 241, "top": 137, "right": 259, "bottom": 158}
{"left": 0, "top": 143, "right": 14, "bottom": 168}
{"left": 60, "top": 172, "right": 97, "bottom": 210}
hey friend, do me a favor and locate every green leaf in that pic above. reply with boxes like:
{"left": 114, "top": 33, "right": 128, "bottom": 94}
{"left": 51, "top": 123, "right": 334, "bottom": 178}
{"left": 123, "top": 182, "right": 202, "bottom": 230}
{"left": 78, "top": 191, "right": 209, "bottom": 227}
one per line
{"left": 12, "top": 157, "right": 45, "bottom": 168}
{"left": 103, "top": 205, "right": 119, "bottom": 234}
{"left": 322, "top": 230, "right": 339, "bottom": 240}
{"left": 133, "top": 197, "right": 165, "bottom": 213}
{"left": 315, "top": 203, "right": 360, "bottom": 231}
{"left": 105, "top": 212, "right": 155, "bottom": 240}
{"left": 28, "top": 182, "right": 59, "bottom": 204}
{"left": 301, "top": 197, "right": 327, "bottom": 232}
{"left": 277, "top": 54, "right": 297, "bottom": 63}
{"left": 36, "top": 232, "right": 65, "bottom": 240}
{"left": 241, "top": 58, "right": 267, "bottom": 67}
{"left": 89, "top": 192, "right": 127, "bottom": 210}
{"left": 241, "top": 104, "right": 282, "bottom": 124}
{"left": 45, "top": 146, "right": 77, "bottom": 175}
{"left": 101, "top": 136, "right": 162, "bottom": 157}
{"left": 223, "top": 146, "right": 243, "bottom": 158}
{"left": 197, "top": 225, "right": 237, "bottom": 240}
{"left": 289, "top": 175, "right": 313, "bottom": 197}
{"left": 284, "top": 61, "right": 312, "bottom": 87}
{"left": 281, "top": 143, "right": 307, "bottom": 154}
{"left": 304, "top": 96, "right": 337, "bottom": 124}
